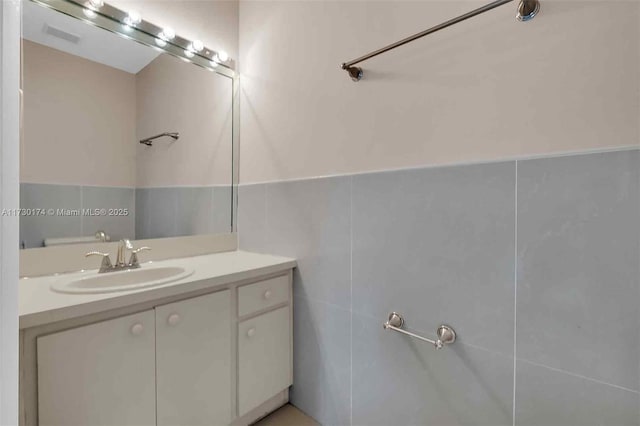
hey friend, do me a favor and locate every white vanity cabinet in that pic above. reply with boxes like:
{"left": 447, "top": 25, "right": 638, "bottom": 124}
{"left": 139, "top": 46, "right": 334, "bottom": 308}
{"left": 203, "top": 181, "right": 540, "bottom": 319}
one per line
{"left": 22, "top": 268, "right": 294, "bottom": 426}
{"left": 37, "top": 310, "right": 157, "bottom": 426}
{"left": 237, "top": 275, "right": 293, "bottom": 416}
{"left": 156, "top": 290, "right": 231, "bottom": 426}
{"left": 238, "top": 306, "right": 291, "bottom": 415}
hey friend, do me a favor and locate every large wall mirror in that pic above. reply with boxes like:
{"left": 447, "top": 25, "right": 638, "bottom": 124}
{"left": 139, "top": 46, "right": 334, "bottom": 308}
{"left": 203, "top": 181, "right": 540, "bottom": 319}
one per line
{"left": 20, "top": 0, "right": 238, "bottom": 249}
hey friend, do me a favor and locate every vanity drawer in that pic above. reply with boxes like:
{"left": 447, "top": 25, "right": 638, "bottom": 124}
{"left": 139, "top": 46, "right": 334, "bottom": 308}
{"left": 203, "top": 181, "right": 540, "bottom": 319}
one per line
{"left": 238, "top": 275, "right": 289, "bottom": 316}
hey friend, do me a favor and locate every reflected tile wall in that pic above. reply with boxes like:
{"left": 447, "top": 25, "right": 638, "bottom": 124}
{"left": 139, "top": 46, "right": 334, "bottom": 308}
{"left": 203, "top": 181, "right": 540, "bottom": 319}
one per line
{"left": 135, "top": 187, "right": 177, "bottom": 240}
{"left": 135, "top": 186, "right": 232, "bottom": 239}
{"left": 82, "top": 186, "right": 135, "bottom": 241}
{"left": 20, "top": 184, "right": 232, "bottom": 247}
{"left": 213, "top": 186, "right": 233, "bottom": 234}
{"left": 238, "top": 148, "right": 640, "bottom": 426}
{"left": 20, "top": 184, "right": 133, "bottom": 248}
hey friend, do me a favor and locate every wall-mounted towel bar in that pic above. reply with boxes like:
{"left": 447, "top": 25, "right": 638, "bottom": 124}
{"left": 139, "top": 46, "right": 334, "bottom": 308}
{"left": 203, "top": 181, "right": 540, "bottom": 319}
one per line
{"left": 383, "top": 312, "right": 456, "bottom": 349}
{"left": 341, "top": 0, "right": 540, "bottom": 81}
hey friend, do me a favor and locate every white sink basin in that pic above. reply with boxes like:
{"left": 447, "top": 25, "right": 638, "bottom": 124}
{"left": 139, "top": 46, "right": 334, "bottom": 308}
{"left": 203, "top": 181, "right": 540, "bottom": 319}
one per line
{"left": 51, "top": 266, "right": 194, "bottom": 294}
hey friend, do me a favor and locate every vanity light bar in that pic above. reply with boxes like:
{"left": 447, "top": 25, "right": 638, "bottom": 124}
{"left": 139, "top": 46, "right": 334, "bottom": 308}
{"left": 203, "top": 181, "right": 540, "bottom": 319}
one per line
{"left": 33, "top": 0, "right": 234, "bottom": 75}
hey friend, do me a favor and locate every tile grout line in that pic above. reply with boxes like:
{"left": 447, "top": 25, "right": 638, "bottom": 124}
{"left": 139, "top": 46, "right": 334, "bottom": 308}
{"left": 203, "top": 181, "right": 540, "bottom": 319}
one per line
{"left": 292, "top": 293, "right": 351, "bottom": 314}
{"left": 130, "top": 188, "right": 135, "bottom": 239}
{"left": 264, "top": 184, "right": 268, "bottom": 250}
{"left": 174, "top": 188, "right": 179, "bottom": 236}
{"left": 79, "top": 185, "right": 84, "bottom": 236}
{"left": 513, "top": 161, "right": 518, "bottom": 426}
{"left": 234, "top": 187, "right": 239, "bottom": 245}
{"left": 211, "top": 186, "right": 216, "bottom": 232}
{"left": 237, "top": 146, "right": 639, "bottom": 186}
{"left": 517, "top": 358, "right": 640, "bottom": 395}
{"left": 349, "top": 175, "right": 353, "bottom": 426}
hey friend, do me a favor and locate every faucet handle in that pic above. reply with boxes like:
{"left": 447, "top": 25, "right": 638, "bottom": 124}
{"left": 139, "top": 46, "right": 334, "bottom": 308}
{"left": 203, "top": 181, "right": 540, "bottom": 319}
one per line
{"left": 85, "top": 251, "right": 113, "bottom": 272}
{"left": 85, "top": 250, "right": 110, "bottom": 258}
{"left": 132, "top": 246, "right": 151, "bottom": 254}
{"left": 128, "top": 247, "right": 151, "bottom": 268}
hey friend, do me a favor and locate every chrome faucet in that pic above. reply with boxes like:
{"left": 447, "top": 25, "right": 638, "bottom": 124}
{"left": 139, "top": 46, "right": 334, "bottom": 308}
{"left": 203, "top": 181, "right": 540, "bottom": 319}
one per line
{"left": 86, "top": 240, "right": 151, "bottom": 273}
{"left": 116, "top": 239, "right": 133, "bottom": 267}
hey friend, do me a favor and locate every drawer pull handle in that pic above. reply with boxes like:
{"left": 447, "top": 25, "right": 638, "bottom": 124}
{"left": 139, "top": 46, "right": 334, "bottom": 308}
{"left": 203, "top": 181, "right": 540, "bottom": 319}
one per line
{"left": 263, "top": 290, "right": 272, "bottom": 300}
{"left": 247, "top": 327, "right": 256, "bottom": 338}
{"left": 167, "top": 313, "right": 181, "bottom": 326}
{"left": 130, "top": 323, "right": 144, "bottom": 335}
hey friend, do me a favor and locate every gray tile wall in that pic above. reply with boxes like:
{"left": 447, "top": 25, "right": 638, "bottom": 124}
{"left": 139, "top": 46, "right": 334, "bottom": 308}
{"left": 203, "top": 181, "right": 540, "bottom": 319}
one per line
{"left": 238, "top": 149, "right": 640, "bottom": 426}
{"left": 135, "top": 186, "right": 232, "bottom": 239}
{"left": 20, "top": 184, "right": 232, "bottom": 248}
{"left": 20, "top": 184, "right": 134, "bottom": 248}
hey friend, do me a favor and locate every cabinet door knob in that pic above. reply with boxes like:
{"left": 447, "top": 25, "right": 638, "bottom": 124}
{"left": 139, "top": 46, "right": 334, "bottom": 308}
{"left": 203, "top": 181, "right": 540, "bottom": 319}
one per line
{"left": 247, "top": 327, "right": 256, "bottom": 338}
{"left": 167, "top": 313, "right": 181, "bottom": 326}
{"left": 263, "top": 290, "right": 272, "bottom": 300}
{"left": 130, "top": 323, "right": 144, "bottom": 335}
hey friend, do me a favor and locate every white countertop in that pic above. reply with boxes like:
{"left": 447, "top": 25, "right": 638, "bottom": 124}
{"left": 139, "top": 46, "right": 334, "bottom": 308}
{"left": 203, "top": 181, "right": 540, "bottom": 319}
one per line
{"left": 20, "top": 250, "right": 296, "bottom": 329}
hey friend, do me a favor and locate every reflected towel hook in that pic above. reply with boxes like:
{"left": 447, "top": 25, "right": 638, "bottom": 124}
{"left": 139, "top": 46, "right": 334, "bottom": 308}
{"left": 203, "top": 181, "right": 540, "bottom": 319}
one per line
{"left": 139, "top": 132, "right": 179, "bottom": 146}
{"left": 383, "top": 312, "right": 456, "bottom": 349}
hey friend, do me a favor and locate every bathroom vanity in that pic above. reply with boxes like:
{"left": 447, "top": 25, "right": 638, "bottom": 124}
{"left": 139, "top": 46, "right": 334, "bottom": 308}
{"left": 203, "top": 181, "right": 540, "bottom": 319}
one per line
{"left": 19, "top": 250, "right": 296, "bottom": 426}
{"left": 17, "top": 0, "right": 270, "bottom": 423}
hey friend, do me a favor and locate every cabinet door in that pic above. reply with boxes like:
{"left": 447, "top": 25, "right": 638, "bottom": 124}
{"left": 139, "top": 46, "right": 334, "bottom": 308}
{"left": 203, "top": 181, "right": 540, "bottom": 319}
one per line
{"left": 238, "top": 306, "right": 291, "bottom": 416}
{"left": 37, "top": 310, "right": 156, "bottom": 426}
{"left": 156, "top": 290, "right": 231, "bottom": 426}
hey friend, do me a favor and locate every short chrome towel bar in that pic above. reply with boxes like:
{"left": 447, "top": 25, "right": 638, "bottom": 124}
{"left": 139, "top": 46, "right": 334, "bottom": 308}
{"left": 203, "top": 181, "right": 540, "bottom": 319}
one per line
{"left": 383, "top": 312, "right": 456, "bottom": 349}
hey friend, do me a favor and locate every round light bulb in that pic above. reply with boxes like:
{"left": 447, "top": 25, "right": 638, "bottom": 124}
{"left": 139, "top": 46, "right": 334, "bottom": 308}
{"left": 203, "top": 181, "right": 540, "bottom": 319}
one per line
{"left": 155, "top": 38, "right": 167, "bottom": 47}
{"left": 217, "top": 50, "right": 229, "bottom": 62}
{"left": 209, "top": 60, "right": 219, "bottom": 68}
{"left": 161, "top": 27, "right": 175, "bottom": 40}
{"left": 82, "top": 6, "right": 96, "bottom": 18}
{"left": 124, "top": 10, "right": 141, "bottom": 26}
{"left": 192, "top": 40, "right": 204, "bottom": 52}
{"left": 88, "top": 0, "right": 103, "bottom": 8}
{"left": 184, "top": 49, "right": 194, "bottom": 58}
{"left": 129, "top": 10, "right": 142, "bottom": 23}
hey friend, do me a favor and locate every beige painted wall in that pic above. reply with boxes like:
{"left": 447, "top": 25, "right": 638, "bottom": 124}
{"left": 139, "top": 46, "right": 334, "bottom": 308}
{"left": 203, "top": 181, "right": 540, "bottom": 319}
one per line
{"left": 21, "top": 40, "right": 137, "bottom": 186}
{"left": 135, "top": 54, "right": 233, "bottom": 187}
{"left": 109, "top": 0, "right": 239, "bottom": 65}
{"left": 22, "top": 41, "right": 233, "bottom": 187}
{"left": 239, "top": 0, "right": 640, "bottom": 183}
{"left": 23, "top": 0, "right": 238, "bottom": 188}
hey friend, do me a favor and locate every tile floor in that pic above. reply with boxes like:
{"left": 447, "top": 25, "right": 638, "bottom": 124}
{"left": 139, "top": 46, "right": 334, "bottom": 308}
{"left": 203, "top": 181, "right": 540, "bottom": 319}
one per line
{"left": 254, "top": 404, "right": 319, "bottom": 426}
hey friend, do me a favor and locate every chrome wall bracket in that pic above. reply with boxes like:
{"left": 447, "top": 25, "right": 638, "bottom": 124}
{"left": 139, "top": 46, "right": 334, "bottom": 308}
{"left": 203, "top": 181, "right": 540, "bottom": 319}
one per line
{"left": 343, "top": 65, "right": 363, "bottom": 82}
{"left": 383, "top": 312, "right": 456, "bottom": 349}
{"left": 516, "top": 0, "right": 540, "bottom": 21}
